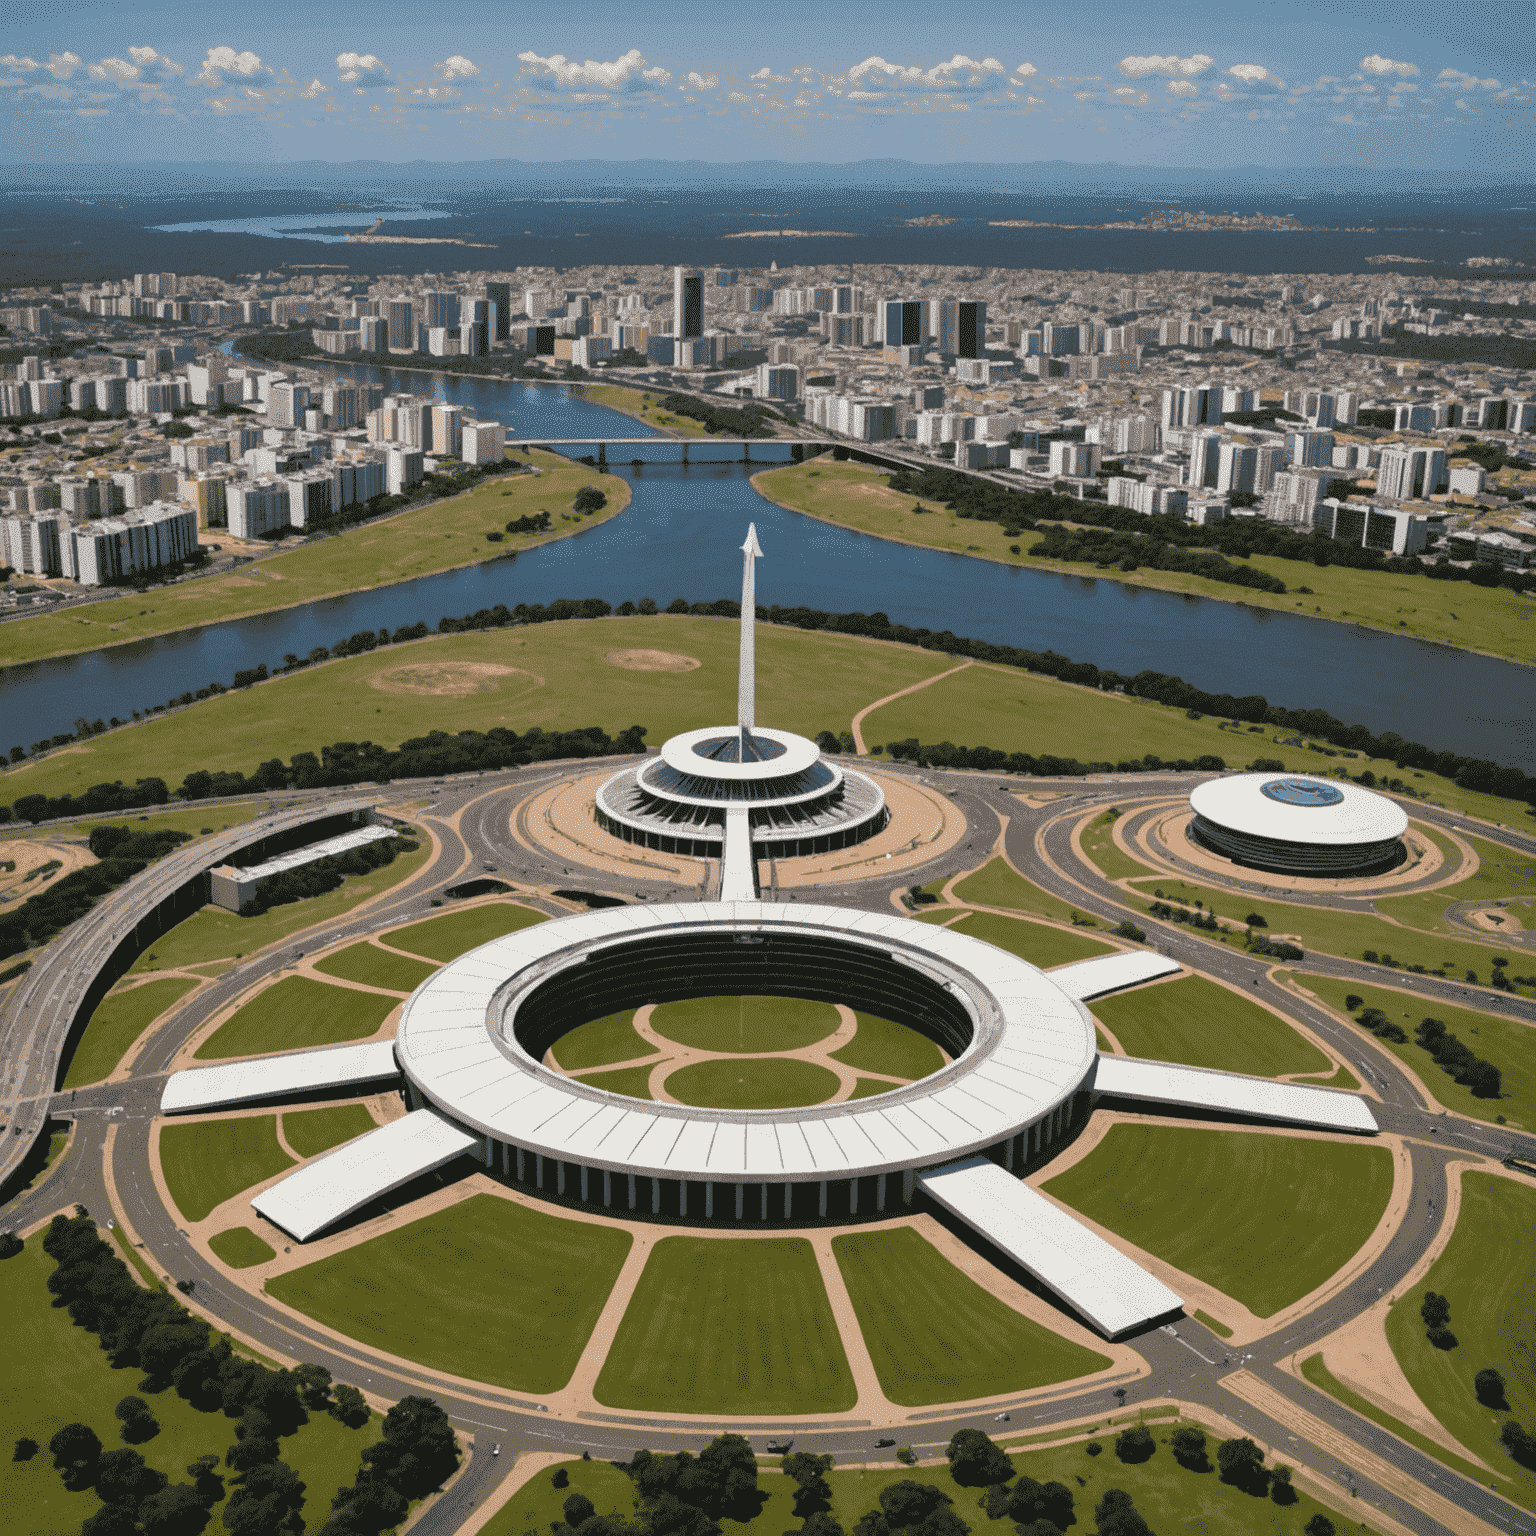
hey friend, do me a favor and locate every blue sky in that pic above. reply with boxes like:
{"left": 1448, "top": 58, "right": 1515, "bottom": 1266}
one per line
{"left": 0, "top": 0, "right": 1530, "bottom": 169}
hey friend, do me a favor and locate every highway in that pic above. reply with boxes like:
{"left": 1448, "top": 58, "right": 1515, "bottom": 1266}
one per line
{"left": 2, "top": 761, "right": 1533, "bottom": 1536}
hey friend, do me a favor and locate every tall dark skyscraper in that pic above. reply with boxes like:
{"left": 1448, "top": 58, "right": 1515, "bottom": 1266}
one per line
{"left": 484, "top": 282, "right": 511, "bottom": 342}
{"left": 882, "top": 299, "right": 927, "bottom": 348}
{"left": 674, "top": 266, "right": 703, "bottom": 340}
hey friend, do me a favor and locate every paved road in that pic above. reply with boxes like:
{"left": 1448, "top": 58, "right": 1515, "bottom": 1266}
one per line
{"left": 4, "top": 763, "right": 1534, "bottom": 1536}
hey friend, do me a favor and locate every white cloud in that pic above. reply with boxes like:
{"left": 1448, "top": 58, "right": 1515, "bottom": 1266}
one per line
{"left": 126, "top": 46, "right": 182, "bottom": 79}
{"left": 294, "top": 78, "right": 327, "bottom": 99}
{"left": 88, "top": 57, "right": 139, "bottom": 83}
{"left": 750, "top": 66, "right": 771, "bottom": 80}
{"left": 0, "top": 55, "right": 40, "bottom": 71}
{"left": 1119, "top": 53, "right": 1213, "bottom": 78}
{"left": 1166, "top": 79, "right": 1198, "bottom": 97}
{"left": 1015, "top": 61, "right": 1037, "bottom": 78}
{"left": 1111, "top": 86, "right": 1150, "bottom": 104}
{"left": 196, "top": 47, "right": 269, "bottom": 86}
{"left": 727, "top": 91, "right": 751, "bottom": 103}
{"left": 336, "top": 52, "right": 390, "bottom": 86}
{"left": 47, "top": 52, "right": 82, "bottom": 80}
{"left": 1223, "top": 63, "right": 1286, "bottom": 91}
{"left": 681, "top": 71, "right": 718, "bottom": 91}
{"left": 845, "top": 54, "right": 1009, "bottom": 93}
{"left": 435, "top": 55, "right": 480, "bottom": 81}
{"left": 1360, "top": 54, "right": 1417, "bottom": 77}
{"left": 1437, "top": 67, "right": 1499, "bottom": 89}
{"left": 517, "top": 48, "right": 670, "bottom": 93}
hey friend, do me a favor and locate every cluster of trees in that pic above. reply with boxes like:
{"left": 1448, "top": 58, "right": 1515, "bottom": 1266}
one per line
{"left": 1414, "top": 1017, "right": 1503, "bottom": 1098}
{"left": 1421, "top": 1290, "right": 1457, "bottom": 1349}
{"left": 507, "top": 511, "right": 553, "bottom": 535}
{"left": 239, "top": 835, "right": 417, "bottom": 917}
{"left": 658, "top": 394, "right": 778, "bottom": 438}
{"left": 0, "top": 825, "right": 189, "bottom": 961}
{"left": 573, "top": 487, "right": 608, "bottom": 513}
{"left": 1027, "top": 524, "right": 1290, "bottom": 595}
{"left": 314, "top": 1396, "right": 460, "bottom": 1536}
{"left": 884, "top": 739, "right": 1228, "bottom": 779}
{"left": 1353, "top": 1005, "right": 1409, "bottom": 1043}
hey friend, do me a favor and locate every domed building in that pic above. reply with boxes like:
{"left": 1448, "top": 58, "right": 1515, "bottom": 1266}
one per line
{"left": 1189, "top": 772, "right": 1408, "bottom": 877}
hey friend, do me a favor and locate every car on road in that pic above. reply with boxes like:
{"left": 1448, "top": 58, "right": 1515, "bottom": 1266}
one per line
{"left": 875, "top": 1438, "right": 895, "bottom": 1448}
{"left": 993, "top": 1413, "right": 1010, "bottom": 1421}
{"left": 492, "top": 1444, "right": 500, "bottom": 1458}
{"left": 766, "top": 1439, "right": 793, "bottom": 1454}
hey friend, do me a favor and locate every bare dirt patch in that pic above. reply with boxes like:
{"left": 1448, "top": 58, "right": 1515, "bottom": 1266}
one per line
{"left": 368, "top": 661, "right": 542, "bottom": 697}
{"left": 606, "top": 649, "right": 701, "bottom": 673}
{"left": 0, "top": 837, "right": 95, "bottom": 904}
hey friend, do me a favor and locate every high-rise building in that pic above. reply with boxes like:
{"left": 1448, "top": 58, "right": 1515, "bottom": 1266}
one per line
{"left": 1217, "top": 442, "right": 1282, "bottom": 495}
{"left": 1285, "top": 430, "right": 1335, "bottom": 468}
{"left": 1162, "top": 386, "right": 1223, "bottom": 430}
{"left": 1048, "top": 441, "right": 1100, "bottom": 479}
{"left": 267, "top": 382, "right": 310, "bottom": 429}
{"left": 421, "top": 291, "right": 457, "bottom": 329}
{"left": 1376, "top": 447, "right": 1446, "bottom": 501}
{"left": 882, "top": 299, "right": 929, "bottom": 349}
{"left": 385, "top": 299, "right": 414, "bottom": 352}
{"left": 673, "top": 267, "right": 703, "bottom": 341}
{"left": 1041, "top": 322, "right": 1080, "bottom": 357}
{"left": 936, "top": 301, "right": 987, "bottom": 359}
{"left": 1186, "top": 433, "right": 1222, "bottom": 489}
{"left": 460, "top": 297, "right": 490, "bottom": 357}
{"left": 484, "top": 282, "right": 511, "bottom": 342}
{"left": 461, "top": 420, "right": 505, "bottom": 466}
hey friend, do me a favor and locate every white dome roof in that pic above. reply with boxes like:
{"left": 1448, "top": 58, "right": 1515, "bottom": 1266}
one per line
{"left": 1190, "top": 773, "right": 1408, "bottom": 847}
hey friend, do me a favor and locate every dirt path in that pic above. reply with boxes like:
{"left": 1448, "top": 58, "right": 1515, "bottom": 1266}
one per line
{"left": 849, "top": 658, "right": 974, "bottom": 755}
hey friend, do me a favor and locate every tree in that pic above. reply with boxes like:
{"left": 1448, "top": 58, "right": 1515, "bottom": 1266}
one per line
{"left": 1420, "top": 1291, "right": 1450, "bottom": 1329}
{"left": 877, "top": 1481, "right": 952, "bottom": 1528}
{"left": 565, "top": 1494, "right": 598, "bottom": 1528}
{"left": 1114, "top": 1425, "right": 1155, "bottom": 1464}
{"left": 574, "top": 486, "right": 608, "bottom": 513}
{"left": 1169, "top": 1427, "right": 1207, "bottom": 1468}
{"left": 1006, "top": 1476, "right": 1073, "bottom": 1530}
{"left": 1474, "top": 1368, "right": 1508, "bottom": 1409}
{"left": 14, "top": 1437, "right": 38, "bottom": 1461}
{"left": 225, "top": 1434, "right": 279, "bottom": 1472}
{"left": 797, "top": 1515, "right": 845, "bottom": 1536}
{"left": 0, "top": 1231, "right": 22, "bottom": 1258}
{"left": 140, "top": 1481, "right": 212, "bottom": 1536}
{"left": 361, "top": 1395, "right": 460, "bottom": 1499}
{"left": 1304, "top": 1517, "right": 1336, "bottom": 1536}
{"left": 944, "top": 1428, "right": 1012, "bottom": 1487}
{"left": 782, "top": 1451, "right": 834, "bottom": 1512}
{"left": 96, "top": 1446, "right": 168, "bottom": 1506}
{"left": 81, "top": 1505, "right": 142, "bottom": 1536}
{"left": 1270, "top": 1464, "right": 1295, "bottom": 1505}
{"left": 1093, "top": 1488, "right": 1151, "bottom": 1536}
{"left": 1215, "top": 1436, "right": 1266, "bottom": 1490}
{"left": 690, "top": 1433, "right": 759, "bottom": 1514}
{"left": 331, "top": 1477, "right": 409, "bottom": 1530}
{"left": 331, "top": 1382, "right": 369, "bottom": 1428}
{"left": 292, "top": 1362, "right": 333, "bottom": 1411}
{"left": 222, "top": 1460, "right": 305, "bottom": 1536}
{"left": 49, "top": 1421, "right": 101, "bottom": 1490}
{"left": 116, "top": 1394, "right": 160, "bottom": 1444}
{"left": 1501, "top": 1421, "right": 1536, "bottom": 1470}
{"left": 1344, "top": 995, "right": 1362, "bottom": 1011}
{"left": 187, "top": 1454, "right": 223, "bottom": 1506}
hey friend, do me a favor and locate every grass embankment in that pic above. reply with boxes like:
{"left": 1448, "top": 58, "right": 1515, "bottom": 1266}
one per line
{"left": 45, "top": 802, "right": 270, "bottom": 844}
{"left": 0, "top": 616, "right": 948, "bottom": 809}
{"left": 1043, "top": 1124, "right": 1395, "bottom": 1319}
{"left": 267, "top": 1193, "right": 632, "bottom": 1394}
{"left": 1126, "top": 875, "right": 1533, "bottom": 997}
{"left": 194, "top": 975, "right": 397, "bottom": 1060}
{"left": 949, "top": 857, "right": 1097, "bottom": 924}
{"left": 380, "top": 901, "right": 547, "bottom": 962}
{"left": 130, "top": 839, "right": 433, "bottom": 975}
{"left": 0, "top": 1242, "right": 375, "bottom": 1536}
{"left": 313, "top": 940, "right": 439, "bottom": 992}
{"left": 282, "top": 1104, "right": 379, "bottom": 1159}
{"left": 577, "top": 1064, "right": 658, "bottom": 1099}
{"left": 832, "top": 1227, "right": 1111, "bottom": 1404}
{"left": 159, "top": 1116, "right": 294, "bottom": 1221}
{"left": 832, "top": 1013, "right": 946, "bottom": 1080}
{"left": 208, "top": 1226, "right": 277, "bottom": 1269}
{"left": 63, "top": 976, "right": 199, "bottom": 1087}
{"left": 1381, "top": 1172, "right": 1536, "bottom": 1510}
{"left": 650, "top": 995, "right": 840, "bottom": 1053}
{"left": 0, "top": 450, "right": 631, "bottom": 667}
{"left": 594, "top": 1235, "right": 856, "bottom": 1414}
{"left": 1094, "top": 974, "right": 1335, "bottom": 1078}
{"left": 575, "top": 383, "right": 715, "bottom": 437}
{"left": 665, "top": 1057, "right": 842, "bottom": 1109}
{"left": 1376, "top": 834, "right": 1536, "bottom": 936}
{"left": 922, "top": 909, "right": 1116, "bottom": 968}
{"left": 754, "top": 459, "right": 1536, "bottom": 664}
{"left": 551, "top": 1010, "right": 660, "bottom": 1070}
{"left": 1080, "top": 809, "right": 1155, "bottom": 881}
{"left": 481, "top": 1436, "right": 1366, "bottom": 1536}
{"left": 1294, "top": 974, "right": 1533, "bottom": 1128}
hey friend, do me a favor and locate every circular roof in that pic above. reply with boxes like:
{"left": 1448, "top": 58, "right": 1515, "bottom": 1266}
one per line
{"left": 1190, "top": 773, "right": 1408, "bottom": 846}
{"left": 660, "top": 726, "right": 821, "bottom": 783}
{"left": 395, "top": 902, "right": 1097, "bottom": 1183}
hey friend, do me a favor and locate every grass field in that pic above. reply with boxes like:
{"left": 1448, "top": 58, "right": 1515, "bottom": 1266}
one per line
{"left": 576, "top": 383, "right": 715, "bottom": 437}
{"left": 831, "top": 1012, "right": 946, "bottom": 1080}
{"left": 832, "top": 1226, "right": 1111, "bottom": 1404}
{"left": 755, "top": 459, "right": 1536, "bottom": 664}
{"left": 267, "top": 1193, "right": 632, "bottom": 1393}
{"left": 1294, "top": 973, "right": 1533, "bottom": 1129}
{"left": 576, "top": 1064, "right": 657, "bottom": 1099}
{"left": 553, "top": 1010, "right": 660, "bottom": 1070}
{"left": 949, "top": 857, "right": 1086, "bottom": 923}
{"left": 1383, "top": 1172, "right": 1536, "bottom": 1510}
{"left": 850, "top": 1077, "right": 894, "bottom": 1099}
{"left": 1080, "top": 809, "right": 1156, "bottom": 881}
{"left": 924, "top": 909, "right": 1116, "bottom": 968}
{"left": 41, "top": 801, "right": 269, "bottom": 844}
{"left": 130, "top": 840, "right": 434, "bottom": 975}
{"left": 63, "top": 975, "right": 199, "bottom": 1088}
{"left": 379, "top": 902, "right": 548, "bottom": 961}
{"left": 1126, "top": 875, "right": 1531, "bottom": 997}
{"left": 593, "top": 1235, "right": 856, "bottom": 1414}
{"left": 0, "top": 1242, "right": 376, "bottom": 1536}
{"left": 282, "top": 1104, "right": 379, "bottom": 1159}
{"left": 0, "top": 450, "right": 631, "bottom": 667}
{"left": 1376, "top": 833, "right": 1536, "bottom": 936}
{"left": 482, "top": 1432, "right": 1367, "bottom": 1536}
{"left": 194, "top": 975, "right": 397, "bottom": 1060}
{"left": 159, "top": 1116, "right": 294, "bottom": 1221}
{"left": 1094, "top": 975, "right": 1335, "bottom": 1078}
{"left": 650, "top": 995, "right": 841, "bottom": 1053}
{"left": 208, "top": 1226, "right": 277, "bottom": 1268}
{"left": 313, "top": 941, "right": 439, "bottom": 992}
{"left": 665, "top": 1057, "right": 842, "bottom": 1109}
{"left": 1043, "top": 1124, "right": 1395, "bottom": 1317}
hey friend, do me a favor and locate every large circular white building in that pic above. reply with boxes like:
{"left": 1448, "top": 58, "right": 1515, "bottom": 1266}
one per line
{"left": 1189, "top": 772, "right": 1409, "bottom": 876}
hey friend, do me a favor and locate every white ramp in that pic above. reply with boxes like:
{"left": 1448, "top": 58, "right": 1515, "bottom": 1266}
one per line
{"left": 1092, "top": 1054, "right": 1378, "bottom": 1133}
{"left": 720, "top": 806, "right": 758, "bottom": 901}
{"left": 160, "top": 1041, "right": 400, "bottom": 1114}
{"left": 251, "top": 1109, "right": 480, "bottom": 1241}
{"left": 1049, "top": 951, "right": 1183, "bottom": 1000}
{"left": 919, "top": 1156, "right": 1183, "bottom": 1338}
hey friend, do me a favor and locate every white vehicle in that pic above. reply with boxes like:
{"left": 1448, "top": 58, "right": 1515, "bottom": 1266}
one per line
{"left": 492, "top": 1444, "right": 500, "bottom": 1458}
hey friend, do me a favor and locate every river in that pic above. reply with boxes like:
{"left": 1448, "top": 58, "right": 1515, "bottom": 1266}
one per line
{"left": 2, "top": 363, "right": 1531, "bottom": 770}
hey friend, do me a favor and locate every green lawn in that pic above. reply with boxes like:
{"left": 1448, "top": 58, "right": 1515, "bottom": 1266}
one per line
{"left": 484, "top": 1431, "right": 1366, "bottom": 1536}
{"left": 194, "top": 975, "right": 397, "bottom": 1060}
{"left": 283, "top": 1104, "right": 379, "bottom": 1159}
{"left": 578, "top": 1064, "right": 658, "bottom": 1099}
{"left": 267, "top": 1193, "right": 633, "bottom": 1393}
{"left": 594, "top": 1236, "right": 856, "bottom": 1414}
{"left": 949, "top": 857, "right": 1086, "bottom": 923}
{"left": 0, "top": 450, "right": 630, "bottom": 667}
{"left": 1382, "top": 1172, "right": 1536, "bottom": 1510}
{"left": 832, "top": 1227, "right": 1111, "bottom": 1404}
{"left": 665, "top": 1058, "right": 842, "bottom": 1109}
{"left": 926, "top": 910, "right": 1116, "bottom": 969}
{"left": 1080, "top": 810, "right": 1155, "bottom": 881}
{"left": 209, "top": 1226, "right": 277, "bottom": 1269}
{"left": 1094, "top": 975, "right": 1335, "bottom": 1078}
{"left": 129, "top": 840, "right": 434, "bottom": 974}
{"left": 1377, "top": 833, "right": 1536, "bottom": 937}
{"left": 1295, "top": 973, "right": 1533, "bottom": 1129}
{"left": 63, "top": 976, "right": 199, "bottom": 1088}
{"left": 0, "top": 1242, "right": 376, "bottom": 1536}
{"left": 850, "top": 1077, "right": 895, "bottom": 1099}
{"left": 380, "top": 902, "right": 548, "bottom": 962}
{"left": 44, "top": 801, "right": 269, "bottom": 844}
{"left": 553, "top": 1010, "right": 660, "bottom": 1070}
{"left": 831, "top": 1012, "right": 946, "bottom": 1080}
{"left": 650, "top": 995, "right": 841, "bottom": 1053}
{"left": 1043, "top": 1124, "right": 1395, "bottom": 1317}
{"left": 756, "top": 458, "right": 1536, "bottom": 664}
{"left": 576, "top": 383, "right": 715, "bottom": 437}
{"left": 313, "top": 941, "right": 439, "bottom": 992}
{"left": 159, "top": 1116, "right": 295, "bottom": 1221}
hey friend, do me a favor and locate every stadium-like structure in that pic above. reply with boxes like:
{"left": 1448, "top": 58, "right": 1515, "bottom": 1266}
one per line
{"left": 1189, "top": 771, "right": 1409, "bottom": 877}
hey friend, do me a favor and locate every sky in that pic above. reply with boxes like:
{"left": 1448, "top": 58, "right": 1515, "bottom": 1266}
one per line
{"left": 0, "top": 0, "right": 1530, "bottom": 171}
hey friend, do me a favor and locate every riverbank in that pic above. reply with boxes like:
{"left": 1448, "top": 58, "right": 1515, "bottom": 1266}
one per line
{"left": 569, "top": 383, "right": 711, "bottom": 438}
{"left": 751, "top": 460, "right": 1536, "bottom": 668}
{"left": 0, "top": 451, "right": 630, "bottom": 669}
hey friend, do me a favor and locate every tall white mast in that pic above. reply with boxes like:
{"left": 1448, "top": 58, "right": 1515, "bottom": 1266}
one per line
{"left": 738, "top": 523, "right": 763, "bottom": 745}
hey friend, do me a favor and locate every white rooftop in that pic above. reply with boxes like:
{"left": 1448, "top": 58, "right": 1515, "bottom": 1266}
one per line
{"left": 1190, "top": 773, "right": 1408, "bottom": 846}
{"left": 215, "top": 823, "right": 396, "bottom": 886}
{"left": 159, "top": 1040, "right": 400, "bottom": 1114}
{"left": 1050, "top": 952, "right": 1183, "bottom": 1002}
{"left": 919, "top": 1156, "right": 1184, "bottom": 1338}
